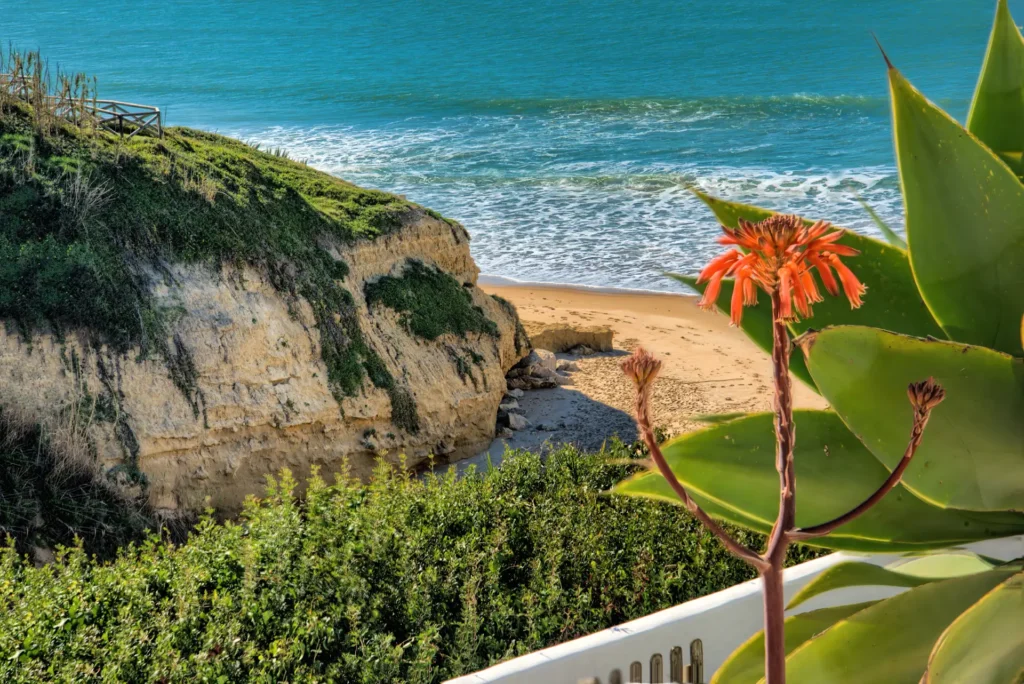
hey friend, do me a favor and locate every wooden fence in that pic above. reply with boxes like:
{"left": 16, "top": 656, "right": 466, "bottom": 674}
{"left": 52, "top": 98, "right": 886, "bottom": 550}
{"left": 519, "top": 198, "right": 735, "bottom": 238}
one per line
{"left": 0, "top": 72, "right": 162, "bottom": 138}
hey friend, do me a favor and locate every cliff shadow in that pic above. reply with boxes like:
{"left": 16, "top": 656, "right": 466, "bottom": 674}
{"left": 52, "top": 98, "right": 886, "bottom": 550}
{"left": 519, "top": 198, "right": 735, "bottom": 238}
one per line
{"left": 444, "top": 382, "right": 637, "bottom": 475}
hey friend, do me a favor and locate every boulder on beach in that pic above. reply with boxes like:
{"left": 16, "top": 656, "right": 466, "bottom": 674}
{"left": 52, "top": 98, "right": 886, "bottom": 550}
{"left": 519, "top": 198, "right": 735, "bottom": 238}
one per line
{"left": 522, "top": 322, "right": 613, "bottom": 353}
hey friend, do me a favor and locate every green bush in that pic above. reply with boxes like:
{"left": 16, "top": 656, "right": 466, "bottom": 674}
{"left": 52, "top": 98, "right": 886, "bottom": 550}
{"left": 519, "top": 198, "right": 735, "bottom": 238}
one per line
{"left": 0, "top": 442, "right": 820, "bottom": 683}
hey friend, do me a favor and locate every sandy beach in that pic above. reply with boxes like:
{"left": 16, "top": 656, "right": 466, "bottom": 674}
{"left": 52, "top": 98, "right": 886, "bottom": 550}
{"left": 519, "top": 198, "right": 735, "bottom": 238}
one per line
{"left": 460, "top": 282, "right": 825, "bottom": 470}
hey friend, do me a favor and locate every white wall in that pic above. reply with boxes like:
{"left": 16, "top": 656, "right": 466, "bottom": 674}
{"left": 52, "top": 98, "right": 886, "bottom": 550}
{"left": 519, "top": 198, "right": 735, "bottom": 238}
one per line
{"left": 446, "top": 536, "right": 1023, "bottom": 684}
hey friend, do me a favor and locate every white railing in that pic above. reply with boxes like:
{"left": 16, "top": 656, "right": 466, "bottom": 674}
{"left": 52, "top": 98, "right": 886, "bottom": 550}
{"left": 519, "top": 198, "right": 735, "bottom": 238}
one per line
{"left": 446, "top": 536, "right": 1023, "bottom": 684}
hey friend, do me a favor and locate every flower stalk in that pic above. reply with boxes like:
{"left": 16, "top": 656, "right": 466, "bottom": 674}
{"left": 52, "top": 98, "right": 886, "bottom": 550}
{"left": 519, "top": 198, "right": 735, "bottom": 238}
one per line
{"left": 622, "top": 214, "right": 945, "bottom": 683}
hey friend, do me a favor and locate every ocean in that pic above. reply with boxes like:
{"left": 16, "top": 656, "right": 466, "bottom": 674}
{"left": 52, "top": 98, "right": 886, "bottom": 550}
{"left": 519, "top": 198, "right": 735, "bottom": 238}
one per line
{"left": 2, "top": 0, "right": 1012, "bottom": 291}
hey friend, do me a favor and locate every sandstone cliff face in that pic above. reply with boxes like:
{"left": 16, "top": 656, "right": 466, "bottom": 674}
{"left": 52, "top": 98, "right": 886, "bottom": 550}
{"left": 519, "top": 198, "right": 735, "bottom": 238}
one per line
{"left": 0, "top": 213, "right": 527, "bottom": 513}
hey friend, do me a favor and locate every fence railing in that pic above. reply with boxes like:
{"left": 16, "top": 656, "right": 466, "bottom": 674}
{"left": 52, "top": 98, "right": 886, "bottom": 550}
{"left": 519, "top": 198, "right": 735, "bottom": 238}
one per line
{"left": 87, "top": 99, "right": 162, "bottom": 138}
{"left": 0, "top": 73, "right": 162, "bottom": 138}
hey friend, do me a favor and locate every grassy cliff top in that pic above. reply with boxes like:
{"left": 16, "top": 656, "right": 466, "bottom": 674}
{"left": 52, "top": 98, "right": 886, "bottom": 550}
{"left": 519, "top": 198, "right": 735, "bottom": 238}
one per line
{"left": 0, "top": 102, "right": 418, "bottom": 347}
{"left": 0, "top": 102, "right": 414, "bottom": 250}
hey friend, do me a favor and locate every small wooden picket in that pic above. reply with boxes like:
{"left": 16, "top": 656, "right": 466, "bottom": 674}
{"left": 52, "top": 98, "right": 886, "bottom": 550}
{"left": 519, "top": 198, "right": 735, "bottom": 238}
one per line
{"left": 577, "top": 639, "right": 704, "bottom": 684}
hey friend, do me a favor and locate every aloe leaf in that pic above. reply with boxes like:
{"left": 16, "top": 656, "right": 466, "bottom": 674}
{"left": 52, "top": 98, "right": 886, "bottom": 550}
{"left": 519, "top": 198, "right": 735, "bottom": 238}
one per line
{"left": 690, "top": 412, "right": 749, "bottom": 425}
{"left": 923, "top": 571, "right": 1024, "bottom": 683}
{"left": 890, "top": 65, "right": 1024, "bottom": 355}
{"left": 711, "top": 602, "right": 878, "bottom": 684}
{"left": 774, "top": 570, "right": 1018, "bottom": 684}
{"left": 667, "top": 273, "right": 816, "bottom": 390}
{"left": 692, "top": 190, "right": 774, "bottom": 227}
{"left": 799, "top": 326, "right": 1024, "bottom": 511}
{"left": 691, "top": 191, "right": 945, "bottom": 340}
{"left": 612, "top": 410, "right": 1024, "bottom": 553}
{"left": 786, "top": 554, "right": 993, "bottom": 611}
{"left": 996, "top": 149, "right": 1024, "bottom": 175}
{"left": 856, "top": 196, "right": 906, "bottom": 250}
{"left": 786, "top": 564, "right": 931, "bottom": 611}
{"left": 886, "top": 551, "right": 997, "bottom": 578}
{"left": 967, "top": 0, "right": 1024, "bottom": 163}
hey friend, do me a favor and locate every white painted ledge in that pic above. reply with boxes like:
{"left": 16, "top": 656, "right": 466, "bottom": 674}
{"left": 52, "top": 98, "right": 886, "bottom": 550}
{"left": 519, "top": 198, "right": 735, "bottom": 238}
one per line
{"left": 446, "top": 536, "right": 1023, "bottom": 684}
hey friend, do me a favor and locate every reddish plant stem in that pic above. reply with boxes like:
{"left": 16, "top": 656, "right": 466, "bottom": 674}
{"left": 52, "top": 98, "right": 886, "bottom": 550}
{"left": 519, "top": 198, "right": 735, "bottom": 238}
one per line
{"left": 761, "top": 565, "right": 787, "bottom": 684}
{"left": 762, "top": 290, "right": 795, "bottom": 684}
{"left": 626, "top": 295, "right": 943, "bottom": 684}
{"left": 633, "top": 388, "right": 767, "bottom": 570}
{"left": 791, "top": 393, "right": 937, "bottom": 541}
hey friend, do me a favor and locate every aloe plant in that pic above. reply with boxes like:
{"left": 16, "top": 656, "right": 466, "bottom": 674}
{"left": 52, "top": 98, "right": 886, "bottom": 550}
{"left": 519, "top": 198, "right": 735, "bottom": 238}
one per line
{"left": 614, "top": 2, "right": 1024, "bottom": 682}
{"left": 620, "top": 226, "right": 946, "bottom": 682}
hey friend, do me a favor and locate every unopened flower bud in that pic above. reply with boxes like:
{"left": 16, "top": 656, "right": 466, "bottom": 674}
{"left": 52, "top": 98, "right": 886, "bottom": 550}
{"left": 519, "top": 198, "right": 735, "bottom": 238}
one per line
{"left": 621, "top": 347, "right": 662, "bottom": 390}
{"left": 908, "top": 377, "right": 945, "bottom": 412}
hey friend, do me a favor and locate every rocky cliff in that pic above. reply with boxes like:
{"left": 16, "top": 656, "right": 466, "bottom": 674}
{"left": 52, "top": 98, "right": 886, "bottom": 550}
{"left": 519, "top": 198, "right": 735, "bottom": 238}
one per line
{"left": 0, "top": 211, "right": 526, "bottom": 513}
{"left": 0, "top": 108, "right": 528, "bottom": 514}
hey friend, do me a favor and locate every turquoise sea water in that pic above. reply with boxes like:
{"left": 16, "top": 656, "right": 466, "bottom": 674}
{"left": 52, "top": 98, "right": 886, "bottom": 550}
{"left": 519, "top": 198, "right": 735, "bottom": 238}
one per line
{"left": 2, "top": 1, "right": 1016, "bottom": 290}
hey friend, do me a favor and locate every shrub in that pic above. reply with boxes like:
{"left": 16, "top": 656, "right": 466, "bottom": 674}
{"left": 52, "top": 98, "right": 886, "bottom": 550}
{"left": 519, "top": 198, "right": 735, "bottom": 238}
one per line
{"left": 0, "top": 442, "right": 820, "bottom": 683}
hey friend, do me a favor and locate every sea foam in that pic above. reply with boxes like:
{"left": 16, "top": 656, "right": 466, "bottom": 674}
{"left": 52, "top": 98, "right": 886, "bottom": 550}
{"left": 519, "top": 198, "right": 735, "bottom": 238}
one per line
{"left": 236, "top": 99, "right": 904, "bottom": 292}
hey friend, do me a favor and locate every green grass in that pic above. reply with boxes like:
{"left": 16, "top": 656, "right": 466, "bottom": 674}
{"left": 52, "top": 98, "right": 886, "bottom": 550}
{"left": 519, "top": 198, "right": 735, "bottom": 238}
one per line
{"left": 0, "top": 101, "right": 424, "bottom": 417}
{"left": 0, "top": 440, "right": 823, "bottom": 683}
{"left": 365, "top": 260, "right": 498, "bottom": 340}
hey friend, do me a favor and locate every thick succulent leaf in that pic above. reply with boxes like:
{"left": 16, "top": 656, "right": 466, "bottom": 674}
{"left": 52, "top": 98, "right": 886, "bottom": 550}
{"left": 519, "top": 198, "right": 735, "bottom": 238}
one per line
{"left": 800, "top": 326, "right": 1024, "bottom": 511}
{"left": 775, "top": 570, "right": 1018, "bottom": 684}
{"left": 693, "top": 190, "right": 774, "bottom": 227}
{"left": 711, "top": 602, "right": 877, "bottom": 684}
{"left": 692, "top": 191, "right": 945, "bottom": 340}
{"left": 923, "top": 571, "right": 1024, "bottom": 684}
{"left": 886, "top": 551, "right": 997, "bottom": 578}
{"left": 890, "top": 66, "right": 1024, "bottom": 355}
{"left": 667, "top": 273, "right": 816, "bottom": 389}
{"left": 997, "top": 149, "right": 1024, "bottom": 175}
{"left": 787, "top": 554, "right": 993, "bottom": 610}
{"left": 857, "top": 196, "right": 906, "bottom": 250}
{"left": 690, "top": 412, "right": 750, "bottom": 425}
{"left": 786, "top": 563, "right": 931, "bottom": 611}
{"left": 612, "top": 410, "right": 1024, "bottom": 552}
{"left": 967, "top": 0, "right": 1024, "bottom": 161}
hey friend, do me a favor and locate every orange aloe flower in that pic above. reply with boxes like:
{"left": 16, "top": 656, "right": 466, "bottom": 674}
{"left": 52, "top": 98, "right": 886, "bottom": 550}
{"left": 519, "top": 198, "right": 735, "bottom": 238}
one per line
{"left": 696, "top": 214, "right": 865, "bottom": 325}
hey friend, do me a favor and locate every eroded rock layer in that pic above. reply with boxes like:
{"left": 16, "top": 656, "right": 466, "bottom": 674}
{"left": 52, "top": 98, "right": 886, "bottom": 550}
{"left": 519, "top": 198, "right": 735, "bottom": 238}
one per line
{"left": 0, "top": 212, "right": 527, "bottom": 513}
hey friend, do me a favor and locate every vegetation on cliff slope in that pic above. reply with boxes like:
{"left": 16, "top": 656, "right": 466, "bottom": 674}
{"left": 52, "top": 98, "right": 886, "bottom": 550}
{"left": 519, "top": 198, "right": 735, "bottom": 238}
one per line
{"left": 0, "top": 66, "right": 474, "bottom": 423}
{"left": 366, "top": 260, "right": 499, "bottom": 340}
{"left": 0, "top": 408, "right": 156, "bottom": 560}
{"left": 364, "top": 259, "right": 503, "bottom": 427}
{"left": 0, "top": 441, "right": 822, "bottom": 683}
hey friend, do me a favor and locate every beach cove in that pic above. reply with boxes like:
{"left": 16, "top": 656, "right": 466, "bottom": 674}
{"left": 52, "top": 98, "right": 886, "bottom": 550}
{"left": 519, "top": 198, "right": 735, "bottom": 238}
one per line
{"left": 461, "top": 282, "right": 825, "bottom": 470}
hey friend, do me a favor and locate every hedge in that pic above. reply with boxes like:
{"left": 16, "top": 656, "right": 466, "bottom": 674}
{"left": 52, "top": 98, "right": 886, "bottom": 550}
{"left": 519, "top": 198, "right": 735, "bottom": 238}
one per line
{"left": 0, "top": 442, "right": 822, "bottom": 683}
